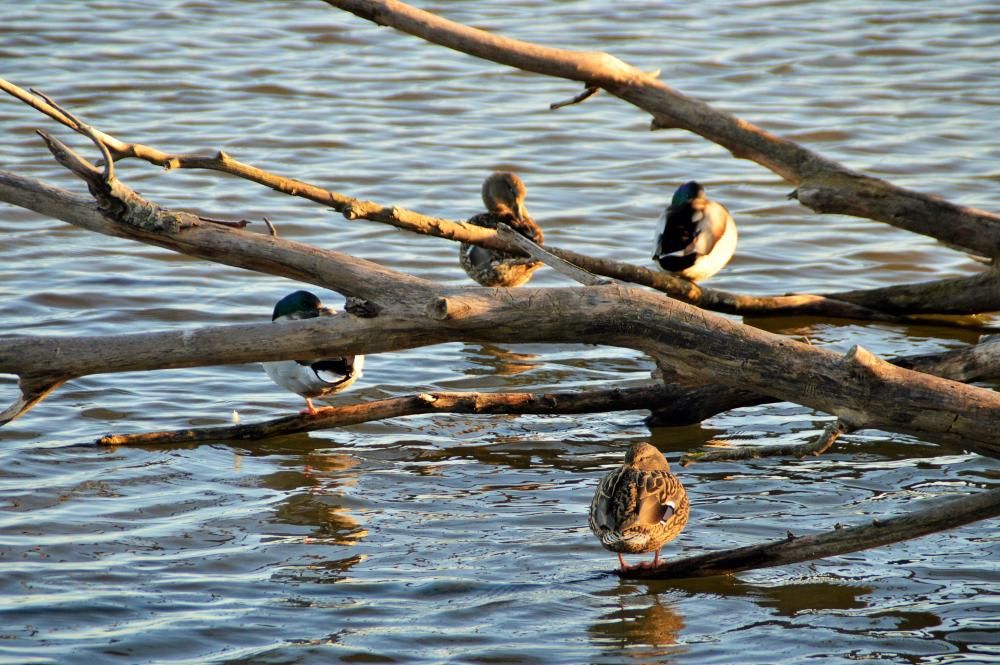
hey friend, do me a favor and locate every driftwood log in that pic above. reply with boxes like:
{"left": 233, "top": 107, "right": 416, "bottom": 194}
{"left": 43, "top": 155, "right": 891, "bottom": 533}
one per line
{"left": 1, "top": 2, "right": 999, "bottom": 580}
{"left": 1, "top": 136, "right": 998, "bottom": 458}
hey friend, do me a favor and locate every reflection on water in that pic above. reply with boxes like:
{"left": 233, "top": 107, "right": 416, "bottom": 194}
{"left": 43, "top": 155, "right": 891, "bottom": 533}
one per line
{"left": 0, "top": 0, "right": 999, "bottom": 663}
{"left": 464, "top": 343, "right": 540, "bottom": 377}
{"left": 589, "top": 592, "right": 685, "bottom": 662}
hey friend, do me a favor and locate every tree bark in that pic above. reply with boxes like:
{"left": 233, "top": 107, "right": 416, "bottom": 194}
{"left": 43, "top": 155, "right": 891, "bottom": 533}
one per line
{"left": 324, "top": 0, "right": 1000, "bottom": 258}
{"left": 96, "top": 386, "right": 668, "bottom": 445}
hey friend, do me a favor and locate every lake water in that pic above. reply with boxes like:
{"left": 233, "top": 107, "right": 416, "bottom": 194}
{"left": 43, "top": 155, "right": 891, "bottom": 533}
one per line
{"left": 1, "top": 1, "right": 998, "bottom": 663}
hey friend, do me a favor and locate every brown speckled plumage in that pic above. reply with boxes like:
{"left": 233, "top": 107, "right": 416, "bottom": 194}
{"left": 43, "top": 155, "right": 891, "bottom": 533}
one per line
{"left": 459, "top": 172, "right": 544, "bottom": 287}
{"left": 589, "top": 442, "right": 689, "bottom": 571}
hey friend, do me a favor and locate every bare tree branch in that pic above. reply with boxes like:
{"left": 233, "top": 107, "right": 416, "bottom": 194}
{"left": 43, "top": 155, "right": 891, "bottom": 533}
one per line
{"left": 623, "top": 488, "right": 1000, "bottom": 579}
{"left": 3, "top": 78, "right": 995, "bottom": 322}
{"left": 96, "top": 386, "right": 669, "bottom": 445}
{"left": 323, "top": 0, "right": 1000, "bottom": 258}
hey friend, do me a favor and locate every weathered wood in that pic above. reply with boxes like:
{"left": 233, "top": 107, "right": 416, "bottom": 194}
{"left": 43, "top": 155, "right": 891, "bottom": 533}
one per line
{"left": 1, "top": 163, "right": 999, "bottom": 449}
{"left": 97, "top": 386, "right": 668, "bottom": 445}
{"left": 3, "top": 78, "right": 995, "bottom": 320}
{"left": 650, "top": 335, "right": 1000, "bottom": 427}
{"left": 324, "top": 0, "right": 1000, "bottom": 258}
{"left": 0, "top": 171, "right": 435, "bottom": 306}
{"left": 624, "top": 488, "right": 1000, "bottom": 579}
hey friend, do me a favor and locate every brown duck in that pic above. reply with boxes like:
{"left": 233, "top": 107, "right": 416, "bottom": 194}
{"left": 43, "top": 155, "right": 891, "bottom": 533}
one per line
{"left": 589, "top": 442, "right": 690, "bottom": 571}
{"left": 459, "top": 172, "right": 545, "bottom": 287}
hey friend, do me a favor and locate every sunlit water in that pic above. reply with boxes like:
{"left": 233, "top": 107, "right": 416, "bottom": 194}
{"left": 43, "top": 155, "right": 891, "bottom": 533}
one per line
{"left": 1, "top": 1, "right": 998, "bottom": 663}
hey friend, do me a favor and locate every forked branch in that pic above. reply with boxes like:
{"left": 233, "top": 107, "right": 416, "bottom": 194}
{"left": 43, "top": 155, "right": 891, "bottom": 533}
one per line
{"left": 324, "top": 0, "right": 1000, "bottom": 258}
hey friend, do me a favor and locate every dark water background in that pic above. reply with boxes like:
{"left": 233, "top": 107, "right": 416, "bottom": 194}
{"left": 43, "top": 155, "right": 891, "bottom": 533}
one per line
{"left": 1, "top": 1, "right": 998, "bottom": 663}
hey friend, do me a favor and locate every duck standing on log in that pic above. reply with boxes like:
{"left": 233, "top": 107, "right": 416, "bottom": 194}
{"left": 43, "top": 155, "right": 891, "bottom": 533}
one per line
{"left": 459, "top": 172, "right": 545, "bottom": 287}
{"left": 262, "top": 290, "right": 364, "bottom": 415}
{"left": 589, "top": 442, "right": 690, "bottom": 572}
{"left": 652, "top": 181, "right": 737, "bottom": 282}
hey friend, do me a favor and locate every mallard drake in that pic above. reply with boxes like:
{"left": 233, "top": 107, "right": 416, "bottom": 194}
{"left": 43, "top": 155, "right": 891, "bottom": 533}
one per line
{"left": 589, "top": 442, "right": 690, "bottom": 571}
{"left": 459, "top": 172, "right": 545, "bottom": 287}
{"left": 652, "top": 181, "right": 737, "bottom": 282}
{"left": 262, "top": 290, "right": 364, "bottom": 415}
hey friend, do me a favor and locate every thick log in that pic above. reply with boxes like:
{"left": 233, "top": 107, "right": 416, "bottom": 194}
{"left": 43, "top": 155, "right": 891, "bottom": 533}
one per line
{"left": 649, "top": 335, "right": 1000, "bottom": 427}
{"left": 1, "top": 163, "right": 999, "bottom": 449}
{"left": 624, "top": 488, "right": 1000, "bottom": 579}
{"left": 324, "top": 0, "right": 1000, "bottom": 258}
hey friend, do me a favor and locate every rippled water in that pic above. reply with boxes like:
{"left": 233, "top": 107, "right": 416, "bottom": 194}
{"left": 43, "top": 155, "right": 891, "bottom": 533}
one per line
{"left": 1, "top": 1, "right": 999, "bottom": 663}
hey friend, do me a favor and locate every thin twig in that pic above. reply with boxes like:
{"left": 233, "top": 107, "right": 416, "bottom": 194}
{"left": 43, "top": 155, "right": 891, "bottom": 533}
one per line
{"left": 550, "top": 85, "right": 599, "bottom": 110}
{"left": 496, "top": 223, "right": 610, "bottom": 286}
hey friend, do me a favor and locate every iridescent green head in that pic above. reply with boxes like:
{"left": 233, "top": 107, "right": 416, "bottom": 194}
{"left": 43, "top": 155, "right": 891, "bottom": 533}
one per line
{"left": 671, "top": 181, "right": 705, "bottom": 208}
{"left": 271, "top": 290, "right": 325, "bottom": 321}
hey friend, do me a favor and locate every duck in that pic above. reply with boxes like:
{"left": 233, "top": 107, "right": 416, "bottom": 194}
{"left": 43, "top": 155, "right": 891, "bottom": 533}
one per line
{"left": 262, "top": 290, "right": 364, "bottom": 415}
{"left": 652, "top": 181, "right": 737, "bottom": 282}
{"left": 589, "top": 442, "right": 690, "bottom": 572}
{"left": 459, "top": 172, "right": 545, "bottom": 287}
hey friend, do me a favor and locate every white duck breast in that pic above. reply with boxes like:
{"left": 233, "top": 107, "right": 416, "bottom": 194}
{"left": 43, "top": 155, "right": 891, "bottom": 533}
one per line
{"left": 263, "top": 355, "right": 363, "bottom": 399}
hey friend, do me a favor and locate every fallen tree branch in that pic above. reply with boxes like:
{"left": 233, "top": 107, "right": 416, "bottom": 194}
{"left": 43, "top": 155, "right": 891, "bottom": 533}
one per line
{"left": 324, "top": 0, "right": 1000, "bottom": 259}
{"left": 96, "top": 386, "right": 669, "bottom": 445}
{"left": 650, "top": 335, "right": 1000, "bottom": 428}
{"left": 3, "top": 153, "right": 1000, "bottom": 444}
{"left": 623, "top": 487, "right": 1000, "bottom": 579}
{"left": 3, "top": 79, "right": 995, "bottom": 322}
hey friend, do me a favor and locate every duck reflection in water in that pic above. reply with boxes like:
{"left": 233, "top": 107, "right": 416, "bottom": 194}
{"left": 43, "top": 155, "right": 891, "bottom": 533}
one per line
{"left": 464, "top": 343, "right": 539, "bottom": 377}
{"left": 588, "top": 594, "right": 684, "bottom": 655}
{"left": 261, "top": 452, "right": 368, "bottom": 547}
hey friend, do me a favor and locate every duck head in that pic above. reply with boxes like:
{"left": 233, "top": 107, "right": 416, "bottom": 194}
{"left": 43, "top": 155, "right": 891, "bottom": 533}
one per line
{"left": 482, "top": 171, "right": 528, "bottom": 222}
{"left": 271, "top": 290, "right": 334, "bottom": 321}
{"left": 623, "top": 442, "right": 671, "bottom": 472}
{"left": 670, "top": 181, "right": 706, "bottom": 208}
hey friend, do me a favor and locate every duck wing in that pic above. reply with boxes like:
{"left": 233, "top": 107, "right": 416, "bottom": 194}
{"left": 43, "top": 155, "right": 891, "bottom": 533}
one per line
{"left": 307, "top": 356, "right": 360, "bottom": 386}
{"left": 687, "top": 200, "right": 733, "bottom": 257}
{"left": 655, "top": 200, "right": 732, "bottom": 259}
{"left": 636, "top": 471, "right": 685, "bottom": 526}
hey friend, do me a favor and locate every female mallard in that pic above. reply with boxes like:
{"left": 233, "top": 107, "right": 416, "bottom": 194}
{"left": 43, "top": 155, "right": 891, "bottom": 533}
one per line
{"left": 459, "top": 172, "right": 545, "bottom": 287}
{"left": 652, "top": 181, "right": 737, "bottom": 282}
{"left": 589, "top": 442, "right": 690, "bottom": 571}
{"left": 262, "top": 290, "right": 364, "bottom": 415}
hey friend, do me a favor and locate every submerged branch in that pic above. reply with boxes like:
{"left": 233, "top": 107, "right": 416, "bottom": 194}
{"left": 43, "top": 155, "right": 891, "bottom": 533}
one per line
{"left": 681, "top": 420, "right": 849, "bottom": 465}
{"left": 624, "top": 488, "right": 1000, "bottom": 579}
{"left": 97, "top": 386, "right": 668, "bottom": 445}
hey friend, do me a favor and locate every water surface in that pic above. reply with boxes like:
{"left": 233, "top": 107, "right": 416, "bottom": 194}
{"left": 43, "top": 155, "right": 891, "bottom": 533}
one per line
{"left": 1, "top": 1, "right": 998, "bottom": 663}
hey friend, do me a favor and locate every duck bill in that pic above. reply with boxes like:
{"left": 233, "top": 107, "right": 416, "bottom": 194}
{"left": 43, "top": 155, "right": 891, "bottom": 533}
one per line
{"left": 513, "top": 202, "right": 528, "bottom": 223}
